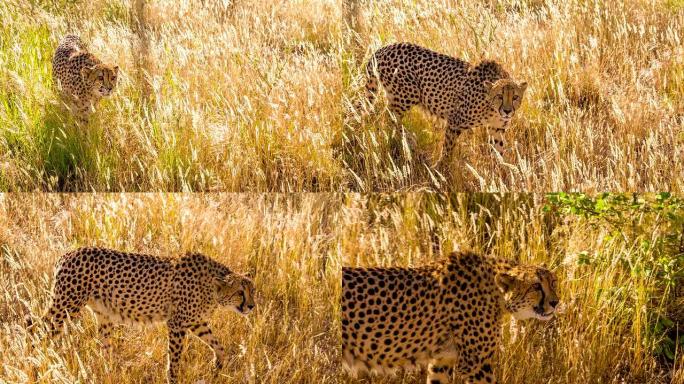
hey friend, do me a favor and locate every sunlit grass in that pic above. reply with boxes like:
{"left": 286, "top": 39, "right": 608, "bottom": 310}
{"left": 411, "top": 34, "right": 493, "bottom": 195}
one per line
{"left": 340, "top": 0, "right": 684, "bottom": 191}
{"left": 1, "top": 0, "right": 682, "bottom": 191}
{"left": 0, "top": 194, "right": 340, "bottom": 383}
{"left": 0, "top": 193, "right": 680, "bottom": 383}
{"left": 0, "top": 0, "right": 343, "bottom": 191}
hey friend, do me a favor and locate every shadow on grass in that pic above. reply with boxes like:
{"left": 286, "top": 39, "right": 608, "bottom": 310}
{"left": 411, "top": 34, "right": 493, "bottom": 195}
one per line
{"left": 35, "top": 103, "right": 103, "bottom": 191}
{"left": 334, "top": 109, "right": 447, "bottom": 192}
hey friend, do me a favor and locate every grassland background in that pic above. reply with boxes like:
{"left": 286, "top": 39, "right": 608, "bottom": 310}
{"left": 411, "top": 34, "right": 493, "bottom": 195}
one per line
{"left": 0, "top": 0, "right": 343, "bottom": 191}
{"left": 1, "top": 0, "right": 682, "bottom": 192}
{"left": 341, "top": 0, "right": 684, "bottom": 191}
{"left": 0, "top": 193, "right": 682, "bottom": 383}
{"left": 0, "top": 194, "right": 341, "bottom": 384}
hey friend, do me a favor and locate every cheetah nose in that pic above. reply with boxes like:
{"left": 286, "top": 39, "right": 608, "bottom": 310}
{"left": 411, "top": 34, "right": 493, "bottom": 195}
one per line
{"left": 247, "top": 304, "right": 254, "bottom": 310}
{"left": 549, "top": 300, "right": 559, "bottom": 308}
{"left": 502, "top": 108, "right": 512, "bottom": 115}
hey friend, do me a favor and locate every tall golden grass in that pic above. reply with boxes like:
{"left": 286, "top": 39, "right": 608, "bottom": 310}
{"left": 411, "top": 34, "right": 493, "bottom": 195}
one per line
{"left": 0, "top": 0, "right": 682, "bottom": 191}
{"left": 0, "top": 0, "right": 342, "bottom": 191}
{"left": 0, "top": 193, "right": 681, "bottom": 383}
{"left": 341, "top": 0, "right": 684, "bottom": 191}
{"left": 0, "top": 194, "right": 341, "bottom": 383}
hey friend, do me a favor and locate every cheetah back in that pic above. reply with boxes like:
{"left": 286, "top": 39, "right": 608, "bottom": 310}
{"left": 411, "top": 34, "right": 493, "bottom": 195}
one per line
{"left": 367, "top": 43, "right": 509, "bottom": 121}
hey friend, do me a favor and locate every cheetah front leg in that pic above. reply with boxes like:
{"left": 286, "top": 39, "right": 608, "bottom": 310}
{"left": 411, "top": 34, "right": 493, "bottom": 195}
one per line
{"left": 39, "top": 281, "right": 87, "bottom": 338}
{"left": 387, "top": 97, "right": 424, "bottom": 162}
{"left": 426, "top": 358, "right": 455, "bottom": 384}
{"left": 487, "top": 121, "right": 509, "bottom": 157}
{"left": 457, "top": 345, "right": 498, "bottom": 384}
{"left": 189, "top": 321, "right": 226, "bottom": 372}
{"left": 166, "top": 322, "right": 188, "bottom": 384}
{"left": 387, "top": 97, "right": 411, "bottom": 126}
{"left": 40, "top": 302, "right": 84, "bottom": 338}
{"left": 74, "top": 104, "right": 92, "bottom": 126}
{"left": 436, "top": 115, "right": 470, "bottom": 171}
{"left": 353, "top": 66, "right": 380, "bottom": 119}
{"left": 463, "top": 362, "right": 496, "bottom": 384}
{"left": 92, "top": 310, "right": 114, "bottom": 353}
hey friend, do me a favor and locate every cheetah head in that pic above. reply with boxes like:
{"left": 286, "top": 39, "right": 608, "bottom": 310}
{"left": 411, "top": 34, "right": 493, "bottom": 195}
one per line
{"left": 495, "top": 265, "right": 558, "bottom": 321}
{"left": 484, "top": 79, "right": 527, "bottom": 121}
{"left": 81, "top": 64, "right": 119, "bottom": 97}
{"left": 217, "top": 273, "right": 256, "bottom": 315}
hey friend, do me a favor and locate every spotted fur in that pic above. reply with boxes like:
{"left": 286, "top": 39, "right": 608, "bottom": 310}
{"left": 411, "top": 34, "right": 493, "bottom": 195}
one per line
{"left": 359, "top": 43, "right": 527, "bottom": 162}
{"left": 52, "top": 35, "right": 118, "bottom": 123}
{"left": 40, "top": 247, "right": 255, "bottom": 384}
{"left": 341, "top": 250, "right": 558, "bottom": 384}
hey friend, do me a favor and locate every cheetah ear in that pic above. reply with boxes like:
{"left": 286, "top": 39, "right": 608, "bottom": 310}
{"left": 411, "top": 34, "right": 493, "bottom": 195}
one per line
{"left": 224, "top": 274, "right": 243, "bottom": 287}
{"left": 518, "top": 81, "right": 528, "bottom": 94}
{"left": 495, "top": 272, "right": 516, "bottom": 293}
{"left": 483, "top": 80, "right": 494, "bottom": 93}
{"left": 80, "top": 66, "right": 95, "bottom": 80}
{"left": 217, "top": 275, "right": 238, "bottom": 294}
{"left": 113, "top": 65, "right": 119, "bottom": 75}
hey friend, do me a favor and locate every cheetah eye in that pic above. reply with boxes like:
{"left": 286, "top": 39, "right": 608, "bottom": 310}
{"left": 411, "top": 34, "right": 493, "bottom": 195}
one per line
{"left": 533, "top": 283, "right": 542, "bottom": 290}
{"left": 513, "top": 95, "right": 519, "bottom": 101}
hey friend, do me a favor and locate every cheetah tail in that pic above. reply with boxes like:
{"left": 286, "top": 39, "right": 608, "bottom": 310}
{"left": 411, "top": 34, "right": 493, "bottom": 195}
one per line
{"left": 24, "top": 314, "right": 33, "bottom": 329}
{"left": 60, "top": 34, "right": 85, "bottom": 50}
{"left": 361, "top": 59, "right": 379, "bottom": 107}
{"left": 24, "top": 312, "right": 44, "bottom": 335}
{"left": 351, "top": 60, "right": 379, "bottom": 118}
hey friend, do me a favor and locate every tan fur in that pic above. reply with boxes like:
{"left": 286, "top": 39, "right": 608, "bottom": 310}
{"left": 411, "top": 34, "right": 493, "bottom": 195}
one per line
{"left": 341, "top": 250, "right": 558, "bottom": 384}
{"left": 40, "top": 247, "right": 255, "bottom": 384}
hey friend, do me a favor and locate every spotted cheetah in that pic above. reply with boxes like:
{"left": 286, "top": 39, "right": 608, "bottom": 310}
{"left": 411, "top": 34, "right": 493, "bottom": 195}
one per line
{"left": 341, "top": 250, "right": 558, "bottom": 384}
{"left": 358, "top": 43, "right": 527, "bottom": 164}
{"left": 52, "top": 35, "right": 118, "bottom": 123}
{"left": 38, "top": 247, "right": 255, "bottom": 384}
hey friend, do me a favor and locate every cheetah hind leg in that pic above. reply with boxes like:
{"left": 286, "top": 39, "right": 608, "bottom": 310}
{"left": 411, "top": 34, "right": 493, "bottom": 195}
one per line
{"left": 92, "top": 310, "right": 115, "bottom": 354}
{"left": 426, "top": 358, "right": 455, "bottom": 384}
{"left": 190, "top": 322, "right": 226, "bottom": 374}
{"left": 40, "top": 293, "right": 86, "bottom": 339}
{"left": 387, "top": 101, "right": 416, "bottom": 162}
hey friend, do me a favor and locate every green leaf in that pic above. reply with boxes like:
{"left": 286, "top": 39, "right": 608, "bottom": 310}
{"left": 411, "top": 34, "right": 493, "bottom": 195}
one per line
{"left": 577, "top": 251, "right": 591, "bottom": 265}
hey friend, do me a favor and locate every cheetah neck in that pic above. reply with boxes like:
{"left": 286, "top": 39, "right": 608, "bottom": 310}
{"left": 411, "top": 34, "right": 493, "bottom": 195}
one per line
{"left": 484, "top": 255, "right": 518, "bottom": 317}
{"left": 442, "top": 251, "right": 519, "bottom": 320}
{"left": 490, "top": 256, "right": 516, "bottom": 276}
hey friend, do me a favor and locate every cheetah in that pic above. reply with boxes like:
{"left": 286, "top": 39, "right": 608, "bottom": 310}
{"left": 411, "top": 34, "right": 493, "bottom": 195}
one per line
{"left": 358, "top": 43, "right": 527, "bottom": 164}
{"left": 38, "top": 247, "right": 255, "bottom": 384}
{"left": 341, "top": 250, "right": 558, "bottom": 384}
{"left": 52, "top": 35, "right": 118, "bottom": 123}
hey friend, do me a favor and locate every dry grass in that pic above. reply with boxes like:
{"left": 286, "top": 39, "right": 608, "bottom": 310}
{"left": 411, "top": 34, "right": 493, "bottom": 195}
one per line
{"left": 0, "top": 0, "right": 682, "bottom": 191}
{"left": 0, "top": 0, "right": 343, "bottom": 191}
{"left": 0, "top": 193, "right": 681, "bottom": 383}
{"left": 0, "top": 194, "right": 341, "bottom": 383}
{"left": 341, "top": 0, "right": 684, "bottom": 191}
